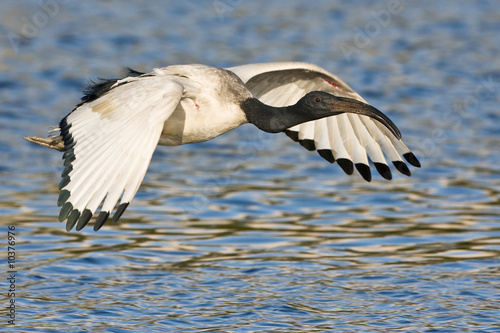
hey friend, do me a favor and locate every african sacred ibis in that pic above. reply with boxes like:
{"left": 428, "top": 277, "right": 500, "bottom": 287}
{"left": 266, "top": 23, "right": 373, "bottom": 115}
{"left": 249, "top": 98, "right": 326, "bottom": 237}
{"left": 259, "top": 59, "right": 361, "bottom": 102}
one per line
{"left": 25, "top": 62, "right": 420, "bottom": 232}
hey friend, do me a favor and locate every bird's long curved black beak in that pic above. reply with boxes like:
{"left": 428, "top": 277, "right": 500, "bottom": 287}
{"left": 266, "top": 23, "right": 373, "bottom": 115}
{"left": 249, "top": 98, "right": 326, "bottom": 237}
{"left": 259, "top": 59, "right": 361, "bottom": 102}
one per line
{"left": 332, "top": 97, "right": 402, "bottom": 139}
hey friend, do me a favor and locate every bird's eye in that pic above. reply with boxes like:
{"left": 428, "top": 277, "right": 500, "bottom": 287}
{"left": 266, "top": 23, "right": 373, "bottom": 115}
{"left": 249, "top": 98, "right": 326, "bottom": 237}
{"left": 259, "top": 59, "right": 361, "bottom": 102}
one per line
{"left": 314, "top": 97, "right": 321, "bottom": 103}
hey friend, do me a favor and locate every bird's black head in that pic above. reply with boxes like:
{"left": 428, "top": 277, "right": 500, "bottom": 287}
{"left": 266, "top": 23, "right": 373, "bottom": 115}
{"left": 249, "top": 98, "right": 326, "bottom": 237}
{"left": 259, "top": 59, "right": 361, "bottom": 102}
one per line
{"left": 242, "top": 91, "right": 401, "bottom": 139}
{"left": 298, "top": 91, "right": 346, "bottom": 117}
{"left": 297, "top": 91, "right": 402, "bottom": 139}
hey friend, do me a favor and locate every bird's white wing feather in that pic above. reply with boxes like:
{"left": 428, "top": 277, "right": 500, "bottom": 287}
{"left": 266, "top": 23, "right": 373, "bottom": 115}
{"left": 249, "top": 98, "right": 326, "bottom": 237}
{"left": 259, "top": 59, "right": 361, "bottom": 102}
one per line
{"left": 227, "top": 62, "right": 420, "bottom": 180}
{"left": 58, "top": 75, "right": 184, "bottom": 231}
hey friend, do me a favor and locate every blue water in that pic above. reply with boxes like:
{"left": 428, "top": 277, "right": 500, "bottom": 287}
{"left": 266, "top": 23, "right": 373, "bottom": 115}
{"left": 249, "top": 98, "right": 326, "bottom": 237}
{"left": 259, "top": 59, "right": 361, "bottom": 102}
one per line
{"left": 1, "top": 1, "right": 500, "bottom": 332}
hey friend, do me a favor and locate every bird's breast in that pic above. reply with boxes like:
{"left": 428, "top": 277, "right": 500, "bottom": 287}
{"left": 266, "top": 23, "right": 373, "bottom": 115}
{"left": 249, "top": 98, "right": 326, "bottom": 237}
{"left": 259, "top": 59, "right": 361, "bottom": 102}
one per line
{"left": 158, "top": 97, "right": 247, "bottom": 146}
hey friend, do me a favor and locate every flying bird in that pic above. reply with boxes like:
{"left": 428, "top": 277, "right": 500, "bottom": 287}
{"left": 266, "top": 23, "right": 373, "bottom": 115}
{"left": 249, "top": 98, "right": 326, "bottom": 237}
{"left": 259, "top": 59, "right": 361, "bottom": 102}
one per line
{"left": 25, "top": 62, "right": 420, "bottom": 232}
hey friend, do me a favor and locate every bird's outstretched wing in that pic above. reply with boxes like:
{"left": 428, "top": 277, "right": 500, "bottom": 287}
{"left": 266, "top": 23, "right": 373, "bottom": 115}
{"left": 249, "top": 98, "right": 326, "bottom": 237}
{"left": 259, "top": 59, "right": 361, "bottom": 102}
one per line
{"left": 227, "top": 62, "right": 420, "bottom": 181}
{"left": 57, "top": 74, "right": 184, "bottom": 231}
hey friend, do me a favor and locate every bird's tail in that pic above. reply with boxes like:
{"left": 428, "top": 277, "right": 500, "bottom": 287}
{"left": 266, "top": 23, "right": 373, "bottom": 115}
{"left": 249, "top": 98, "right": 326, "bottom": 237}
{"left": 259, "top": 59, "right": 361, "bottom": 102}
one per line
{"left": 24, "top": 135, "right": 65, "bottom": 151}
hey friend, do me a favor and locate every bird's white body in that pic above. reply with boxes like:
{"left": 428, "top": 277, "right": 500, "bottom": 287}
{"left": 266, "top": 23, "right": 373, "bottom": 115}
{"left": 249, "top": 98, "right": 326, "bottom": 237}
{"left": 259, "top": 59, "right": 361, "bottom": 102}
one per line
{"left": 26, "top": 62, "right": 420, "bottom": 231}
{"left": 156, "top": 65, "right": 251, "bottom": 145}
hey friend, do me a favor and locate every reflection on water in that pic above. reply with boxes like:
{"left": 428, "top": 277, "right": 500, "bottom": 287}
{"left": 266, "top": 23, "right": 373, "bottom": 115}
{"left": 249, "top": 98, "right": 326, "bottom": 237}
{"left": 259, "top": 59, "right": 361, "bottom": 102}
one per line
{"left": 1, "top": 0, "right": 500, "bottom": 331}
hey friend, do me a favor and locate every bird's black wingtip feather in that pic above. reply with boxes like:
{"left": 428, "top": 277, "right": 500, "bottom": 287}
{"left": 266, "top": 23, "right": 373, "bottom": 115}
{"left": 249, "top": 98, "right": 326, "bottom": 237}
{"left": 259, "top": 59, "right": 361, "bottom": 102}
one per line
{"left": 317, "top": 149, "right": 335, "bottom": 163}
{"left": 355, "top": 163, "right": 372, "bottom": 182}
{"left": 374, "top": 163, "right": 392, "bottom": 180}
{"left": 58, "top": 176, "right": 70, "bottom": 190}
{"left": 112, "top": 203, "right": 129, "bottom": 223}
{"left": 337, "top": 158, "right": 354, "bottom": 175}
{"left": 299, "top": 139, "right": 316, "bottom": 151}
{"left": 57, "top": 190, "right": 71, "bottom": 207}
{"left": 62, "top": 164, "right": 73, "bottom": 178}
{"left": 403, "top": 152, "right": 421, "bottom": 168}
{"left": 393, "top": 161, "right": 411, "bottom": 177}
{"left": 59, "top": 202, "right": 73, "bottom": 222}
{"left": 63, "top": 153, "right": 75, "bottom": 167}
{"left": 66, "top": 209, "right": 80, "bottom": 232}
{"left": 94, "top": 211, "right": 110, "bottom": 231}
{"left": 59, "top": 117, "right": 71, "bottom": 133}
{"left": 284, "top": 130, "right": 299, "bottom": 142}
{"left": 76, "top": 209, "right": 93, "bottom": 231}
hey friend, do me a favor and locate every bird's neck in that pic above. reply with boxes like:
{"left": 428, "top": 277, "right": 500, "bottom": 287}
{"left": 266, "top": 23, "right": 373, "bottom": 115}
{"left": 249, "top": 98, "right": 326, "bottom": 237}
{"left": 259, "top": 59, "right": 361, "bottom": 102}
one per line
{"left": 241, "top": 98, "right": 311, "bottom": 133}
